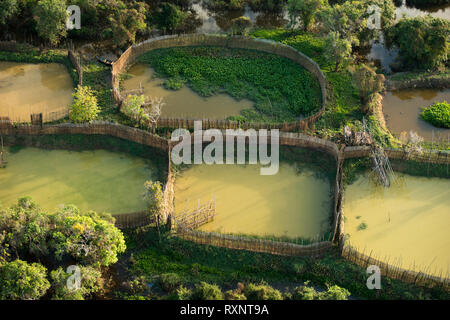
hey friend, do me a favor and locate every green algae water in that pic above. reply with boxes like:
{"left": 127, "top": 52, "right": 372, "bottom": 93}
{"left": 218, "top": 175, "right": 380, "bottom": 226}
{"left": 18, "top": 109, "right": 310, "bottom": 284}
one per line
{"left": 174, "top": 163, "right": 332, "bottom": 239}
{"left": 0, "top": 148, "right": 159, "bottom": 214}
{"left": 344, "top": 173, "right": 450, "bottom": 277}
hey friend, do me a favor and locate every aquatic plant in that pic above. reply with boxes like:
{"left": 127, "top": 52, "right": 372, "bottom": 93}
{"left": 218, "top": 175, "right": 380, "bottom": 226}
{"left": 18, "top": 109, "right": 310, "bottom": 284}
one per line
{"left": 138, "top": 46, "right": 322, "bottom": 122}
{"left": 420, "top": 101, "right": 450, "bottom": 129}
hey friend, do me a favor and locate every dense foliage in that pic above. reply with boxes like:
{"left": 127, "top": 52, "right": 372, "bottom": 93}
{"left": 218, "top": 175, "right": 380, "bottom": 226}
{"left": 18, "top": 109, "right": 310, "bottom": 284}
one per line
{"left": 0, "top": 197, "right": 126, "bottom": 299}
{"left": 124, "top": 225, "right": 449, "bottom": 300}
{"left": 70, "top": 85, "right": 100, "bottom": 123}
{"left": 390, "top": 16, "right": 450, "bottom": 70}
{"left": 0, "top": 260, "right": 50, "bottom": 300}
{"left": 136, "top": 46, "right": 322, "bottom": 122}
{"left": 420, "top": 101, "right": 450, "bottom": 128}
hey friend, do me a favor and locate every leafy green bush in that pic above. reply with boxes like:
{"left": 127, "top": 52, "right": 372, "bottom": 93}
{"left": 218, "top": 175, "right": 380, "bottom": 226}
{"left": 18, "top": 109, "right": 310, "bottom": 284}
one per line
{"left": 243, "top": 282, "right": 283, "bottom": 300}
{"left": 0, "top": 259, "right": 50, "bottom": 300}
{"left": 319, "top": 285, "right": 351, "bottom": 300}
{"left": 70, "top": 85, "right": 100, "bottom": 123}
{"left": 420, "top": 101, "right": 450, "bottom": 129}
{"left": 291, "top": 282, "right": 320, "bottom": 300}
{"left": 159, "top": 273, "right": 182, "bottom": 292}
{"left": 191, "top": 282, "right": 224, "bottom": 300}
{"left": 390, "top": 16, "right": 450, "bottom": 70}
{"left": 50, "top": 266, "right": 101, "bottom": 300}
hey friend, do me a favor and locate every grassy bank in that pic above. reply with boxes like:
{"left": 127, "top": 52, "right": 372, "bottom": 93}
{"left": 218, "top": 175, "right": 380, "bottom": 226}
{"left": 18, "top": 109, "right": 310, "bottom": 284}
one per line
{"left": 133, "top": 46, "right": 323, "bottom": 123}
{"left": 122, "top": 225, "right": 449, "bottom": 300}
{"left": 251, "top": 29, "right": 395, "bottom": 146}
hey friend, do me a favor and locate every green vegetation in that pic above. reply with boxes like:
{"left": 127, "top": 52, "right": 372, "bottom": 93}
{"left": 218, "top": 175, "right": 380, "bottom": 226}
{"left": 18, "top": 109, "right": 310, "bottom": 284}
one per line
{"left": 136, "top": 46, "right": 323, "bottom": 123}
{"left": 123, "top": 225, "right": 449, "bottom": 300}
{"left": 0, "top": 197, "right": 126, "bottom": 299}
{"left": 33, "top": 0, "right": 68, "bottom": 46}
{"left": 0, "top": 260, "right": 50, "bottom": 300}
{"left": 389, "top": 16, "right": 450, "bottom": 70}
{"left": 70, "top": 85, "right": 100, "bottom": 123}
{"left": 421, "top": 101, "right": 450, "bottom": 129}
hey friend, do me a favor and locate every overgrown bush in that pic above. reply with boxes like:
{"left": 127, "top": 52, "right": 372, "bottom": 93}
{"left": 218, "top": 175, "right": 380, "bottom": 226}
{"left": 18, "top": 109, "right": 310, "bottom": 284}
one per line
{"left": 243, "top": 282, "right": 283, "bottom": 300}
{"left": 159, "top": 273, "right": 182, "bottom": 292}
{"left": 0, "top": 259, "right": 50, "bottom": 300}
{"left": 420, "top": 101, "right": 450, "bottom": 129}
{"left": 70, "top": 85, "right": 100, "bottom": 123}
{"left": 390, "top": 16, "right": 449, "bottom": 70}
{"left": 191, "top": 282, "right": 224, "bottom": 300}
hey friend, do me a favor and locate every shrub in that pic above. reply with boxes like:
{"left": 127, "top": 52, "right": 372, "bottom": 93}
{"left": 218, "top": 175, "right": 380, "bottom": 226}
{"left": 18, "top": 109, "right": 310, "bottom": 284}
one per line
{"left": 121, "top": 94, "right": 147, "bottom": 125}
{"left": 191, "top": 282, "right": 224, "bottom": 300}
{"left": 319, "top": 285, "right": 351, "bottom": 300}
{"left": 0, "top": 259, "right": 50, "bottom": 300}
{"left": 168, "top": 285, "right": 193, "bottom": 300}
{"left": 50, "top": 266, "right": 101, "bottom": 300}
{"left": 70, "top": 85, "right": 100, "bottom": 123}
{"left": 420, "top": 101, "right": 450, "bottom": 129}
{"left": 159, "top": 273, "right": 182, "bottom": 292}
{"left": 243, "top": 282, "right": 283, "bottom": 300}
{"left": 292, "top": 282, "right": 320, "bottom": 300}
{"left": 390, "top": 16, "right": 449, "bottom": 70}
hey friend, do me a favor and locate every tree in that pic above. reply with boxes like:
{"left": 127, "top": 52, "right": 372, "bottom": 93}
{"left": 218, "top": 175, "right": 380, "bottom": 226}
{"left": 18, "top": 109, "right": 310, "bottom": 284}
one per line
{"left": 70, "top": 85, "right": 100, "bottom": 123}
{"left": 143, "top": 180, "right": 164, "bottom": 217}
{"left": 287, "top": 0, "right": 325, "bottom": 32}
{"left": 50, "top": 266, "right": 101, "bottom": 300}
{"left": 0, "top": 0, "right": 18, "bottom": 25}
{"left": 0, "top": 197, "right": 51, "bottom": 258}
{"left": 144, "top": 96, "right": 165, "bottom": 128}
{"left": 33, "top": 0, "right": 68, "bottom": 46}
{"left": 230, "top": 16, "right": 253, "bottom": 35}
{"left": 108, "top": 1, "right": 148, "bottom": 47}
{"left": 50, "top": 205, "right": 126, "bottom": 267}
{"left": 323, "top": 31, "right": 352, "bottom": 71}
{"left": 0, "top": 259, "right": 50, "bottom": 300}
{"left": 122, "top": 94, "right": 147, "bottom": 125}
{"left": 153, "top": 3, "right": 190, "bottom": 34}
{"left": 390, "top": 16, "right": 449, "bottom": 70}
{"left": 353, "top": 64, "right": 385, "bottom": 108}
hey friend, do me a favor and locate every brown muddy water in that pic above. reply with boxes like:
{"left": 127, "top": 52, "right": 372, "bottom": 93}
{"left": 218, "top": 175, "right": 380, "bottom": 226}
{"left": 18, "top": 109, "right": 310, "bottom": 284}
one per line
{"left": 174, "top": 163, "right": 332, "bottom": 239}
{"left": 344, "top": 173, "right": 450, "bottom": 277}
{"left": 382, "top": 88, "right": 450, "bottom": 140}
{"left": 0, "top": 61, "right": 74, "bottom": 122}
{"left": 0, "top": 148, "right": 158, "bottom": 214}
{"left": 122, "top": 63, "right": 254, "bottom": 119}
